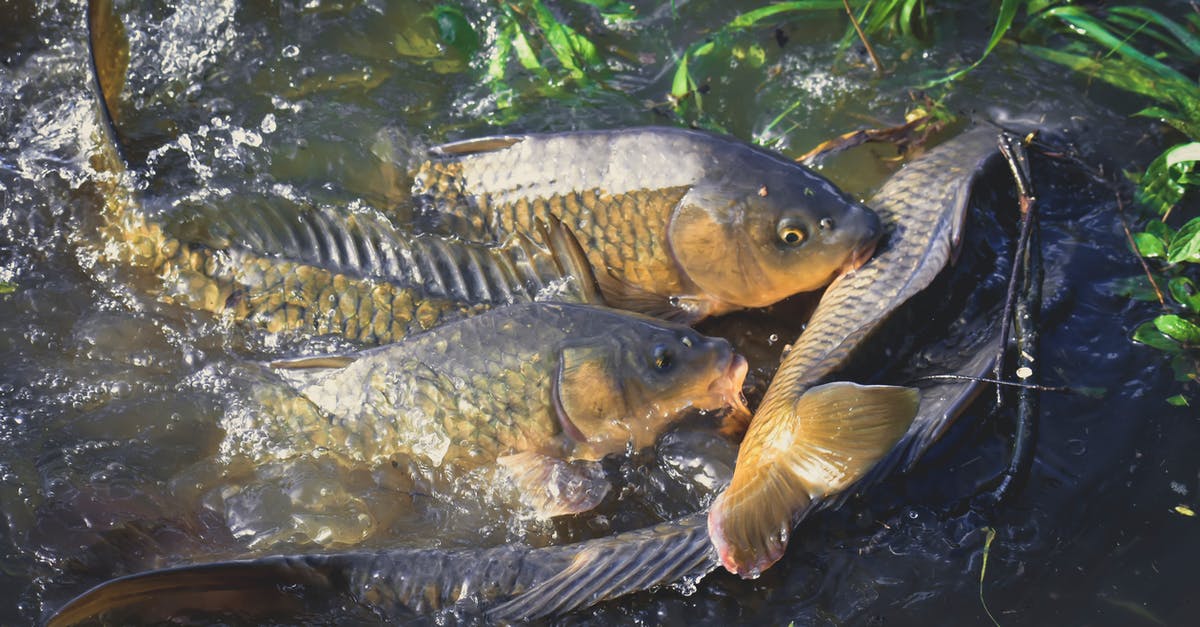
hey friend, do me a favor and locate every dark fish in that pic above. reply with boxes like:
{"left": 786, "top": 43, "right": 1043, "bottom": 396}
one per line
{"left": 708, "top": 125, "right": 1006, "bottom": 577}
{"left": 262, "top": 301, "right": 749, "bottom": 518}
{"left": 84, "top": 0, "right": 596, "bottom": 345}
{"left": 411, "top": 127, "right": 882, "bottom": 322}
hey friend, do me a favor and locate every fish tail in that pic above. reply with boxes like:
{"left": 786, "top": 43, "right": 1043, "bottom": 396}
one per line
{"left": 87, "top": 0, "right": 128, "bottom": 170}
{"left": 46, "top": 515, "right": 716, "bottom": 625}
{"left": 45, "top": 555, "right": 339, "bottom": 627}
{"left": 707, "top": 382, "right": 919, "bottom": 578}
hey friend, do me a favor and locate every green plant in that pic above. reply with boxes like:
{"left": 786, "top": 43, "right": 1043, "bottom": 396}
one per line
{"left": 1028, "top": 4, "right": 1200, "bottom": 404}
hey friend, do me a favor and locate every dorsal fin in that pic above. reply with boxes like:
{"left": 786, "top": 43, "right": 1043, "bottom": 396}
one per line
{"left": 430, "top": 136, "right": 524, "bottom": 157}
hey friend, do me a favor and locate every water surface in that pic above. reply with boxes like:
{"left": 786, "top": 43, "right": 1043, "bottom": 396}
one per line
{"left": 1, "top": 1, "right": 1196, "bottom": 624}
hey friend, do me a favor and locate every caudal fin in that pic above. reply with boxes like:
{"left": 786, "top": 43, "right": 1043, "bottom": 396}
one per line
{"left": 45, "top": 556, "right": 342, "bottom": 627}
{"left": 707, "top": 382, "right": 919, "bottom": 578}
{"left": 87, "top": 0, "right": 130, "bottom": 169}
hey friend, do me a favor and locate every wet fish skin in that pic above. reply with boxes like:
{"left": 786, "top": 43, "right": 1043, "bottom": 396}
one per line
{"left": 268, "top": 302, "right": 749, "bottom": 479}
{"left": 45, "top": 514, "right": 711, "bottom": 626}
{"left": 84, "top": 0, "right": 595, "bottom": 345}
{"left": 708, "top": 125, "right": 1006, "bottom": 577}
{"left": 412, "top": 127, "right": 882, "bottom": 322}
{"left": 45, "top": 125, "right": 1009, "bottom": 626}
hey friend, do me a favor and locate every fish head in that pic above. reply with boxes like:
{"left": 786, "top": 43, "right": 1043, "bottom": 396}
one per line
{"left": 553, "top": 316, "right": 749, "bottom": 457}
{"left": 667, "top": 167, "right": 881, "bottom": 310}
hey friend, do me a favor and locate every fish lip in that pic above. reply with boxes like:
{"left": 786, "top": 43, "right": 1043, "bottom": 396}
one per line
{"left": 842, "top": 239, "right": 878, "bottom": 275}
{"left": 710, "top": 352, "right": 751, "bottom": 421}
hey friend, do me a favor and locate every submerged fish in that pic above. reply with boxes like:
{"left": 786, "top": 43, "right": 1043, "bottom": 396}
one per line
{"left": 264, "top": 301, "right": 749, "bottom": 518}
{"left": 708, "top": 125, "right": 1006, "bottom": 577}
{"left": 410, "top": 127, "right": 882, "bottom": 322}
{"left": 84, "top": 0, "right": 596, "bottom": 345}
{"left": 46, "top": 124, "right": 1011, "bottom": 626}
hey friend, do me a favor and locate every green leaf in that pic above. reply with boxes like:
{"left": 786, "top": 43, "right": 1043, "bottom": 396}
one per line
{"left": 927, "top": 0, "right": 1020, "bottom": 85}
{"left": 1109, "top": 275, "right": 1162, "bottom": 302}
{"left": 1154, "top": 314, "right": 1200, "bottom": 344}
{"left": 670, "top": 54, "right": 691, "bottom": 100}
{"left": 1133, "top": 231, "right": 1167, "bottom": 258}
{"left": 727, "top": 1, "right": 843, "bottom": 30}
{"left": 1166, "top": 394, "right": 1190, "bottom": 406}
{"left": 1168, "top": 277, "right": 1200, "bottom": 311}
{"left": 1109, "top": 6, "right": 1200, "bottom": 59}
{"left": 1133, "top": 321, "right": 1182, "bottom": 353}
{"left": 1168, "top": 217, "right": 1200, "bottom": 264}
{"left": 432, "top": 5, "right": 479, "bottom": 58}
{"left": 1170, "top": 353, "right": 1198, "bottom": 382}
{"left": 569, "top": 0, "right": 637, "bottom": 21}
{"left": 0, "top": 281, "right": 15, "bottom": 294}
{"left": 1144, "top": 219, "right": 1175, "bottom": 243}
{"left": 1138, "top": 143, "right": 1200, "bottom": 215}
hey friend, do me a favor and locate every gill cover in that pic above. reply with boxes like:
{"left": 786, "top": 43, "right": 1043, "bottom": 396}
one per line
{"left": 553, "top": 339, "right": 627, "bottom": 445}
{"left": 667, "top": 182, "right": 771, "bottom": 307}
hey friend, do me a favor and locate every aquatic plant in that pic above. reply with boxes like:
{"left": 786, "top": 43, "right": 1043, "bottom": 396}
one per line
{"left": 1023, "top": 3, "right": 1200, "bottom": 405}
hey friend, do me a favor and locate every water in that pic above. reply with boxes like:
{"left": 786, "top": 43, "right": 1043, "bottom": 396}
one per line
{"left": 2, "top": 0, "right": 1197, "bottom": 624}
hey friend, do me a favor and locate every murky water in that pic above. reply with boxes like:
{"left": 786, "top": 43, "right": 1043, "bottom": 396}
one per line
{"left": 2, "top": 0, "right": 1197, "bottom": 624}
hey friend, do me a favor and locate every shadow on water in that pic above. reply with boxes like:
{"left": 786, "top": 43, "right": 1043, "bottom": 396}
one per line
{"left": 1, "top": 0, "right": 1197, "bottom": 625}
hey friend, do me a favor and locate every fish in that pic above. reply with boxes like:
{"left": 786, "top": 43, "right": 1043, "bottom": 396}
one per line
{"left": 45, "top": 124, "right": 1011, "bottom": 626}
{"left": 409, "top": 126, "right": 882, "bottom": 322}
{"left": 707, "top": 124, "right": 1007, "bottom": 577}
{"left": 262, "top": 301, "right": 750, "bottom": 518}
{"left": 83, "top": 0, "right": 597, "bottom": 345}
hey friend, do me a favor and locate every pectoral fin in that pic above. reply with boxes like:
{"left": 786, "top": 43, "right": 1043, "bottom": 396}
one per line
{"left": 594, "top": 269, "right": 706, "bottom": 324}
{"left": 707, "top": 382, "right": 919, "bottom": 578}
{"left": 536, "top": 216, "right": 604, "bottom": 305}
{"left": 498, "top": 452, "right": 611, "bottom": 519}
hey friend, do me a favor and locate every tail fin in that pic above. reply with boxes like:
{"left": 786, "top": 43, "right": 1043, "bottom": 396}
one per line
{"left": 87, "top": 0, "right": 129, "bottom": 169}
{"left": 46, "top": 516, "right": 714, "bottom": 626}
{"left": 707, "top": 383, "right": 919, "bottom": 578}
{"left": 46, "top": 556, "right": 339, "bottom": 627}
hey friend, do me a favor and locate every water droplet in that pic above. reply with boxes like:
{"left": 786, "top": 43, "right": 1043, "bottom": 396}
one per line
{"left": 282, "top": 44, "right": 300, "bottom": 58}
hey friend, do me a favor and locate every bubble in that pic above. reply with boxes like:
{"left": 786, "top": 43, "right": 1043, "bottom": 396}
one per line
{"left": 282, "top": 44, "right": 300, "bottom": 58}
{"left": 260, "top": 113, "right": 277, "bottom": 134}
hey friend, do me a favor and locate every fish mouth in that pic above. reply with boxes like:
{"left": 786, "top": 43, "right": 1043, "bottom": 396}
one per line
{"left": 709, "top": 353, "right": 751, "bottom": 423}
{"left": 842, "top": 239, "right": 878, "bottom": 275}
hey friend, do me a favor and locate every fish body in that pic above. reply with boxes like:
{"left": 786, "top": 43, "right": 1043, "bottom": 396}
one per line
{"left": 412, "top": 127, "right": 882, "bottom": 322}
{"left": 46, "top": 125, "right": 1011, "bottom": 626}
{"left": 708, "top": 125, "right": 1006, "bottom": 576}
{"left": 84, "top": 0, "right": 595, "bottom": 345}
{"left": 267, "top": 301, "right": 749, "bottom": 516}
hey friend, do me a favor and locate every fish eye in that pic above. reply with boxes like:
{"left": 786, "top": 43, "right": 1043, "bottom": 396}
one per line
{"left": 777, "top": 222, "right": 806, "bottom": 247}
{"left": 819, "top": 217, "right": 835, "bottom": 231}
{"left": 652, "top": 344, "right": 674, "bottom": 372}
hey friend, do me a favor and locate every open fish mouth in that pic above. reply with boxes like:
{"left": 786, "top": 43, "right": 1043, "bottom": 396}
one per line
{"left": 709, "top": 353, "right": 751, "bottom": 422}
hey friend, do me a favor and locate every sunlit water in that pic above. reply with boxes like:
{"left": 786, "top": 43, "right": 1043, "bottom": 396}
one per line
{"left": 1, "top": 0, "right": 1197, "bottom": 625}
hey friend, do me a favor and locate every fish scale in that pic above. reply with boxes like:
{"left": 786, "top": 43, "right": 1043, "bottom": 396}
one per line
{"left": 416, "top": 157, "right": 691, "bottom": 299}
{"left": 410, "top": 127, "right": 880, "bottom": 321}
{"left": 269, "top": 304, "right": 584, "bottom": 465}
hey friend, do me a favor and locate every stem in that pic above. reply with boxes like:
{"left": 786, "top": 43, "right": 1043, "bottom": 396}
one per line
{"left": 842, "top": 0, "right": 883, "bottom": 73}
